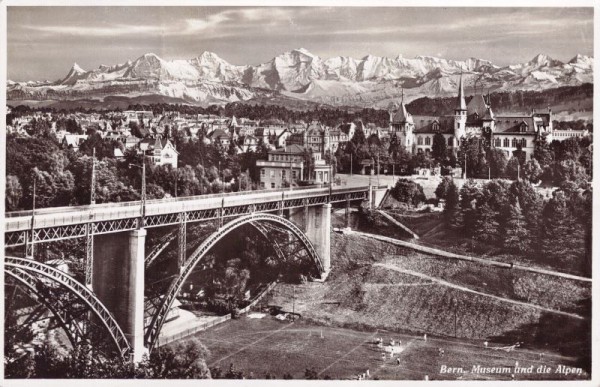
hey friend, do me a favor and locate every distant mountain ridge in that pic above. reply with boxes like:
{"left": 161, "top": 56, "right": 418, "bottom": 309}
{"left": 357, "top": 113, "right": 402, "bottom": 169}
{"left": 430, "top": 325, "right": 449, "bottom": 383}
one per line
{"left": 7, "top": 48, "right": 593, "bottom": 108}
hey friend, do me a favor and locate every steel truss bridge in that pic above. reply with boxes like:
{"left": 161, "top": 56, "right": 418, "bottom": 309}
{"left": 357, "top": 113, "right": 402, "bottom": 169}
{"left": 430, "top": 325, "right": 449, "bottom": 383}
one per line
{"left": 4, "top": 185, "right": 381, "bottom": 360}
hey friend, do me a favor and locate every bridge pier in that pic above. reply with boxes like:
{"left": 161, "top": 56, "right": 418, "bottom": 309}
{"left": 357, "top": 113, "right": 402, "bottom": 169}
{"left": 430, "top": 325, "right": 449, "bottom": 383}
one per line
{"left": 289, "top": 203, "right": 331, "bottom": 278}
{"left": 93, "top": 229, "right": 147, "bottom": 362}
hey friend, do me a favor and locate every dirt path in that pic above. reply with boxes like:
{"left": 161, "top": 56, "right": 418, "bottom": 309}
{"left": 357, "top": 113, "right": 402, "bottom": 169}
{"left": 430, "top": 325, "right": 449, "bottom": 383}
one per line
{"left": 373, "top": 263, "right": 585, "bottom": 320}
{"left": 350, "top": 231, "right": 591, "bottom": 283}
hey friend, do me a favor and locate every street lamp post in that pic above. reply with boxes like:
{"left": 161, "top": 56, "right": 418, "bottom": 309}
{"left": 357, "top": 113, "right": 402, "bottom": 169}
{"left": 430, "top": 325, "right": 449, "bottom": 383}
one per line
{"left": 129, "top": 162, "right": 146, "bottom": 228}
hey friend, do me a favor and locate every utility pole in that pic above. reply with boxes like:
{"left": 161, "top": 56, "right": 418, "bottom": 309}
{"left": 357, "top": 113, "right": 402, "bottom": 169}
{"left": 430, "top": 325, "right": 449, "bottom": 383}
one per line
{"left": 350, "top": 153, "right": 353, "bottom": 176}
{"left": 488, "top": 166, "right": 491, "bottom": 181}
{"left": 517, "top": 163, "right": 520, "bottom": 181}
{"left": 27, "top": 175, "right": 37, "bottom": 259}
{"left": 174, "top": 172, "right": 178, "bottom": 197}
{"left": 377, "top": 152, "right": 380, "bottom": 186}
{"left": 90, "top": 148, "right": 96, "bottom": 205}
{"left": 129, "top": 162, "right": 146, "bottom": 228}
{"left": 141, "top": 162, "right": 146, "bottom": 227}
{"left": 218, "top": 160, "right": 223, "bottom": 195}
{"left": 86, "top": 148, "right": 97, "bottom": 288}
{"left": 464, "top": 156, "right": 467, "bottom": 179}
{"left": 329, "top": 162, "right": 333, "bottom": 201}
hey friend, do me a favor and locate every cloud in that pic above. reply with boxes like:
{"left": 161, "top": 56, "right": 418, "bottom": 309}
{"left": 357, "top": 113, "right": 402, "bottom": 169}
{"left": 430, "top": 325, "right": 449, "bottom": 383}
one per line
{"left": 23, "top": 24, "right": 165, "bottom": 37}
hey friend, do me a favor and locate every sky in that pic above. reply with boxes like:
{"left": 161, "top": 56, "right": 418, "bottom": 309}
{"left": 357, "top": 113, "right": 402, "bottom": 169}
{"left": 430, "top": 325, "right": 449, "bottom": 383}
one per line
{"left": 7, "top": 6, "right": 594, "bottom": 81}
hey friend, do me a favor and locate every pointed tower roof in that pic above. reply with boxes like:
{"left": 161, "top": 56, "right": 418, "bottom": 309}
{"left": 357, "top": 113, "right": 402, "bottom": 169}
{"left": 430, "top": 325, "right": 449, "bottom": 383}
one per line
{"left": 466, "top": 94, "right": 488, "bottom": 117}
{"left": 391, "top": 88, "right": 413, "bottom": 124}
{"left": 456, "top": 73, "right": 466, "bottom": 111}
{"left": 482, "top": 107, "right": 494, "bottom": 121}
{"left": 392, "top": 104, "right": 413, "bottom": 124}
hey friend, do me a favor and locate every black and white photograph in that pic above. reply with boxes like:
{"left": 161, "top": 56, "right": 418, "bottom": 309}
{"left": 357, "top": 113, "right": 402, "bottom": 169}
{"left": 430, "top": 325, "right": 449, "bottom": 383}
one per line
{"left": 1, "top": 2, "right": 596, "bottom": 383}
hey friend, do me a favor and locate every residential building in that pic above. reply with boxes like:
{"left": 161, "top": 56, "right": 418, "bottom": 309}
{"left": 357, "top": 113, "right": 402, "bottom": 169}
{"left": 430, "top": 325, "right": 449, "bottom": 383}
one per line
{"left": 256, "top": 144, "right": 305, "bottom": 189}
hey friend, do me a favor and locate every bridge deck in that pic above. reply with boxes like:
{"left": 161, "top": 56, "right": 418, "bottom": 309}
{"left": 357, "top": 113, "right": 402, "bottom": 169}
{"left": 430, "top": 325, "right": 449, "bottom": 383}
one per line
{"left": 5, "top": 185, "right": 388, "bottom": 245}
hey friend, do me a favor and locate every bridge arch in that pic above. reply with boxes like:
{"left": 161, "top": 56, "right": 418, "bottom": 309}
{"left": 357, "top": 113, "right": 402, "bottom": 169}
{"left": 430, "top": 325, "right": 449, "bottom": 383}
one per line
{"left": 5, "top": 257, "right": 132, "bottom": 359}
{"left": 144, "top": 213, "right": 323, "bottom": 351}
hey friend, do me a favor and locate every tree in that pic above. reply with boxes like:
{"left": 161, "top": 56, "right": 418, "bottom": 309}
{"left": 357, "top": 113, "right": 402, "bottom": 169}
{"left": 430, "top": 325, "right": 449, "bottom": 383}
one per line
{"left": 431, "top": 133, "right": 447, "bottom": 162}
{"left": 434, "top": 176, "right": 453, "bottom": 201}
{"left": 351, "top": 125, "right": 367, "bottom": 146}
{"left": 502, "top": 199, "right": 529, "bottom": 253}
{"left": 505, "top": 157, "right": 521, "bottom": 180}
{"left": 508, "top": 180, "right": 544, "bottom": 252}
{"left": 302, "top": 148, "right": 315, "bottom": 181}
{"left": 487, "top": 148, "right": 508, "bottom": 178}
{"left": 458, "top": 179, "right": 482, "bottom": 235}
{"left": 129, "top": 121, "right": 143, "bottom": 138}
{"left": 6, "top": 175, "right": 23, "bottom": 211}
{"left": 522, "top": 159, "right": 543, "bottom": 183}
{"left": 443, "top": 180, "right": 461, "bottom": 229}
{"left": 552, "top": 159, "right": 589, "bottom": 186}
{"left": 147, "top": 338, "right": 211, "bottom": 378}
{"left": 533, "top": 137, "right": 554, "bottom": 170}
{"left": 556, "top": 137, "right": 581, "bottom": 162}
{"left": 457, "top": 137, "right": 480, "bottom": 178}
{"left": 540, "top": 191, "right": 586, "bottom": 269}
{"left": 474, "top": 203, "right": 500, "bottom": 244}
{"left": 391, "top": 179, "right": 426, "bottom": 207}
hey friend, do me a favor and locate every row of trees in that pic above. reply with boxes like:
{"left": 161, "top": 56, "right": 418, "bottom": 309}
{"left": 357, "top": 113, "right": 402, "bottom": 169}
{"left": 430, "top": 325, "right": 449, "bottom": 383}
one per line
{"left": 436, "top": 177, "right": 591, "bottom": 275}
{"left": 5, "top": 125, "right": 264, "bottom": 211}
{"left": 5, "top": 338, "right": 211, "bottom": 378}
{"left": 458, "top": 135, "right": 591, "bottom": 185}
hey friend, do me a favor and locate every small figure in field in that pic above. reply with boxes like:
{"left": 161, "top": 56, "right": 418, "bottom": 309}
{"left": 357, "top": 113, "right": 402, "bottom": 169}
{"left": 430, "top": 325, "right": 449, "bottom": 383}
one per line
{"left": 438, "top": 348, "right": 444, "bottom": 357}
{"left": 423, "top": 334, "right": 427, "bottom": 342}
{"left": 390, "top": 339, "right": 395, "bottom": 346}
{"left": 484, "top": 341, "right": 488, "bottom": 348}
{"left": 381, "top": 353, "right": 386, "bottom": 361}
{"left": 366, "top": 369, "right": 370, "bottom": 377}
{"left": 397, "top": 358, "right": 401, "bottom": 366}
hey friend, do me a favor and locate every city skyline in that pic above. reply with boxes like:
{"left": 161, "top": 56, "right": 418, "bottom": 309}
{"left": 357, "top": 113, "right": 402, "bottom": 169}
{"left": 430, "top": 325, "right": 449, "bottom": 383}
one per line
{"left": 7, "top": 6, "right": 594, "bottom": 82}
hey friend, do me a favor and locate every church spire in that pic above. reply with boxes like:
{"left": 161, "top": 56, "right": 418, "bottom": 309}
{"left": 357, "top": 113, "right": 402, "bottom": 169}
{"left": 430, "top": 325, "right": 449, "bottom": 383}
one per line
{"left": 456, "top": 72, "right": 466, "bottom": 111}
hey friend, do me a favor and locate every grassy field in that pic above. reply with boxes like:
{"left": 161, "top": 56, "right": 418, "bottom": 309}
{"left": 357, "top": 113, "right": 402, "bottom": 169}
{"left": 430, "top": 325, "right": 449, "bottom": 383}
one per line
{"left": 168, "top": 210, "right": 590, "bottom": 380}
{"left": 264, "top": 231, "right": 590, "bottom": 370}
{"left": 184, "top": 313, "right": 587, "bottom": 380}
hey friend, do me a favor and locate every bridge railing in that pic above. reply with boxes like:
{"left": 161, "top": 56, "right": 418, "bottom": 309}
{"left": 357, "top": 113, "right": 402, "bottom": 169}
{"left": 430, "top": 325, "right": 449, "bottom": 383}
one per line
{"left": 5, "top": 184, "right": 388, "bottom": 233}
{"left": 156, "top": 314, "right": 232, "bottom": 348}
{"left": 5, "top": 184, "right": 373, "bottom": 218}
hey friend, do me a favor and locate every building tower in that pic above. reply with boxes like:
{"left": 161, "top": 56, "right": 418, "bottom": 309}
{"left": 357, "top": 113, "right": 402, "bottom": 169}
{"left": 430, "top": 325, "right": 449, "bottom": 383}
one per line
{"left": 454, "top": 73, "right": 467, "bottom": 143}
{"left": 323, "top": 126, "right": 330, "bottom": 154}
{"left": 390, "top": 89, "right": 414, "bottom": 151}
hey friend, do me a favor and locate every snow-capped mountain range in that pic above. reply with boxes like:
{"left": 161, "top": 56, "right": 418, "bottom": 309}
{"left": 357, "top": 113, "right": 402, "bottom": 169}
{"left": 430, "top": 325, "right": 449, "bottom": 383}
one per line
{"left": 7, "top": 48, "right": 593, "bottom": 108}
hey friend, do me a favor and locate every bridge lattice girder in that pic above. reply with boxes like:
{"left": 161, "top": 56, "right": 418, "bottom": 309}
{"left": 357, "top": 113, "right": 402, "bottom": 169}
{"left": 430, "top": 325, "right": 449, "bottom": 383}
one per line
{"left": 5, "top": 268, "right": 86, "bottom": 350}
{"left": 5, "top": 257, "right": 132, "bottom": 359}
{"left": 5, "top": 189, "right": 368, "bottom": 247}
{"left": 143, "top": 213, "right": 322, "bottom": 352}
